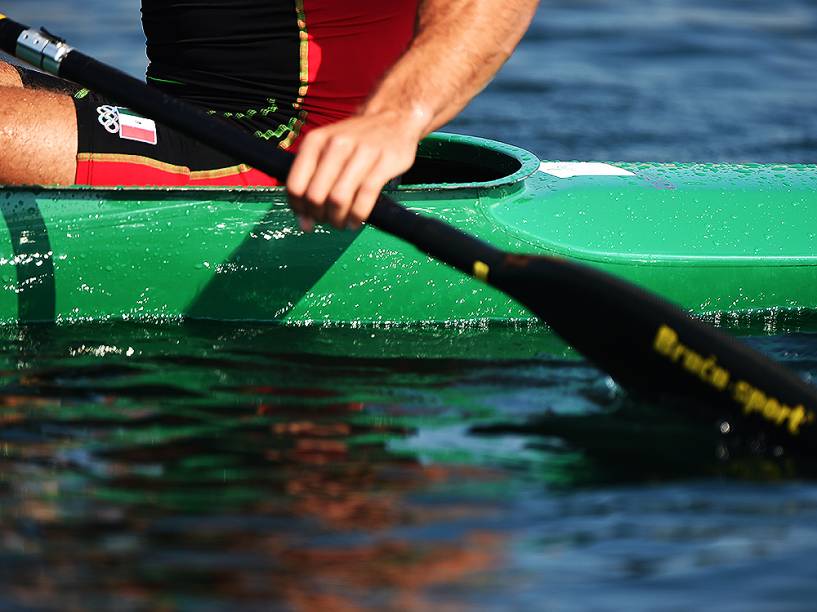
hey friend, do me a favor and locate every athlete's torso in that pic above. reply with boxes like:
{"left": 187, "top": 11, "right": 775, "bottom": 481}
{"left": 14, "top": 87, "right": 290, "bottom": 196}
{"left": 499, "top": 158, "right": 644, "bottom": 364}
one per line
{"left": 141, "top": 0, "right": 418, "bottom": 150}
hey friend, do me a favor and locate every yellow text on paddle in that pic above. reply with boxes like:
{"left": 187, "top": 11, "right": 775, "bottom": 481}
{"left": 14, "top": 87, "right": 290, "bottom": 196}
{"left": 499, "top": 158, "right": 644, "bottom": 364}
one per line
{"left": 653, "top": 324, "right": 815, "bottom": 435}
{"left": 653, "top": 324, "right": 730, "bottom": 390}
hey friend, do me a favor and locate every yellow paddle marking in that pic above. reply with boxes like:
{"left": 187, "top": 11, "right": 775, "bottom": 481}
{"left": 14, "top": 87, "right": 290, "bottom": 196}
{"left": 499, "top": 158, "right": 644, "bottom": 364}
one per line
{"left": 473, "top": 261, "right": 490, "bottom": 282}
{"left": 653, "top": 324, "right": 816, "bottom": 435}
{"left": 0, "top": 14, "right": 7, "bottom": 20}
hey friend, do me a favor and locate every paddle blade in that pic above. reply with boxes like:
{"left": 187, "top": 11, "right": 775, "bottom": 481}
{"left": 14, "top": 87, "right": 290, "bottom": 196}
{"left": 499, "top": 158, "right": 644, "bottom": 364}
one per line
{"left": 489, "top": 254, "right": 817, "bottom": 445}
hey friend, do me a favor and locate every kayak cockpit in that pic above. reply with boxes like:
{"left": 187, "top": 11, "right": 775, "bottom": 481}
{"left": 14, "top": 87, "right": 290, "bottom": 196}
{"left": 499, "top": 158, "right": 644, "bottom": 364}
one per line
{"left": 399, "top": 133, "right": 541, "bottom": 189}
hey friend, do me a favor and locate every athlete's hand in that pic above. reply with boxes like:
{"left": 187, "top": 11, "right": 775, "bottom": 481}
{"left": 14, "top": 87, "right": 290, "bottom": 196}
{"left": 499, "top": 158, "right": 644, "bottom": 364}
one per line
{"left": 286, "top": 109, "right": 426, "bottom": 231}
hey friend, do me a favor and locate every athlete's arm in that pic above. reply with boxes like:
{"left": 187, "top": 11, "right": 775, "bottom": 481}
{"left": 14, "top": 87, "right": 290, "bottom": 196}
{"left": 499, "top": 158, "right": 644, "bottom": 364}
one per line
{"left": 286, "top": 0, "right": 539, "bottom": 230}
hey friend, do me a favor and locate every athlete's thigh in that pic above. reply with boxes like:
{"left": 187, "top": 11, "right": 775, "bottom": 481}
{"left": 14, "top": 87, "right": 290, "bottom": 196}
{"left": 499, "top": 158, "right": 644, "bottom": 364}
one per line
{"left": 0, "top": 86, "right": 76, "bottom": 185}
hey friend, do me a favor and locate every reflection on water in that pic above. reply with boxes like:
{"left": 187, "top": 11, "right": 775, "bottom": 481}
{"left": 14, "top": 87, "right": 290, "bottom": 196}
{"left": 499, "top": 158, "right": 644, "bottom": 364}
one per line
{"left": 0, "top": 323, "right": 577, "bottom": 610}
{"left": 1, "top": 322, "right": 817, "bottom": 609}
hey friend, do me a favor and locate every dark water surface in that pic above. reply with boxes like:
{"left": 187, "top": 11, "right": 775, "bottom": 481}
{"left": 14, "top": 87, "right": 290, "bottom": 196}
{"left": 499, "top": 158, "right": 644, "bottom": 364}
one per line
{"left": 3, "top": 1, "right": 817, "bottom": 610}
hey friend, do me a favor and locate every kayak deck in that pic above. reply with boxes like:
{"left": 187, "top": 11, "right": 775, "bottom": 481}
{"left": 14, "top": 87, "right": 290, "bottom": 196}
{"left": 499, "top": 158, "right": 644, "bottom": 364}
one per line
{"left": 0, "top": 133, "right": 816, "bottom": 328}
{"left": 507, "top": 160, "right": 817, "bottom": 315}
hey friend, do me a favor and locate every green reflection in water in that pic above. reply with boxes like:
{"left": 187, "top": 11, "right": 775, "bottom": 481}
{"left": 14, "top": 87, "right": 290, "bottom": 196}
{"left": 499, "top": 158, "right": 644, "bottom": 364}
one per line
{"left": 1, "top": 320, "right": 815, "bottom": 610}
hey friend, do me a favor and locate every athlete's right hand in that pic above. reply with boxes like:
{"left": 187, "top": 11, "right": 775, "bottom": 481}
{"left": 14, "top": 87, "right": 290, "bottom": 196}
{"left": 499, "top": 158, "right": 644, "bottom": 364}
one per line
{"left": 286, "top": 107, "right": 428, "bottom": 231}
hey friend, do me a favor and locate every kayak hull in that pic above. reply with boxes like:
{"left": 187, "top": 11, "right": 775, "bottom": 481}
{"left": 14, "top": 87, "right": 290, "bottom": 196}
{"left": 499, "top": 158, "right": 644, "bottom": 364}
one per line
{"left": 2, "top": 133, "right": 816, "bottom": 330}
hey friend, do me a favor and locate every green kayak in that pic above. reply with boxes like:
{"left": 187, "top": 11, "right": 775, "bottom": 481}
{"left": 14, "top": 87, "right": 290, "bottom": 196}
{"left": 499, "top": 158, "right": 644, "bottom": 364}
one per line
{"left": 1, "top": 132, "right": 816, "bottom": 327}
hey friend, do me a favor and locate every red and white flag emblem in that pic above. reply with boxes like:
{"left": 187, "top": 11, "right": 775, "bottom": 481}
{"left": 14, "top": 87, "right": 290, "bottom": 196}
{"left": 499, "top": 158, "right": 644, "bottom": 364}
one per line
{"left": 117, "top": 108, "right": 158, "bottom": 145}
{"left": 96, "top": 105, "right": 158, "bottom": 145}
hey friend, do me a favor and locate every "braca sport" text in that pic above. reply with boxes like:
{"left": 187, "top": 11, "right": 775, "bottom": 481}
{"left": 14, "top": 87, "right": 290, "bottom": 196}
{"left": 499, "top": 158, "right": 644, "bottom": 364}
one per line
{"left": 653, "top": 325, "right": 815, "bottom": 435}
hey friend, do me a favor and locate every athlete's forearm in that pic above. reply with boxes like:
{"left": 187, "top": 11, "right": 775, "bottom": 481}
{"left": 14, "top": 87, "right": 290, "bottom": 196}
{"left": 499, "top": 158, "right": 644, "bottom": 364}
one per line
{"left": 360, "top": 0, "right": 539, "bottom": 136}
{"left": 287, "top": 0, "right": 537, "bottom": 230}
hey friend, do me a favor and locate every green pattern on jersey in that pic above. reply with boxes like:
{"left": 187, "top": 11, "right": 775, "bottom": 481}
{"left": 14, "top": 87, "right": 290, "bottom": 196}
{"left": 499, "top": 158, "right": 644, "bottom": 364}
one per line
{"left": 254, "top": 116, "right": 299, "bottom": 141}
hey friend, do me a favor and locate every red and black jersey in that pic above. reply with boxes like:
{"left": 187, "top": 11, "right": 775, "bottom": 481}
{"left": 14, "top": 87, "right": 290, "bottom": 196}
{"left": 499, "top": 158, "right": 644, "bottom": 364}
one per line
{"left": 67, "top": 0, "right": 419, "bottom": 187}
{"left": 141, "top": 0, "right": 419, "bottom": 151}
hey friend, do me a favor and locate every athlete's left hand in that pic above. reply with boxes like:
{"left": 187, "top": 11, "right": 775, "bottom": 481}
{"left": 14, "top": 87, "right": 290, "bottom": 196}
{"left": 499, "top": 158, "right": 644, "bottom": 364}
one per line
{"left": 286, "top": 109, "right": 426, "bottom": 231}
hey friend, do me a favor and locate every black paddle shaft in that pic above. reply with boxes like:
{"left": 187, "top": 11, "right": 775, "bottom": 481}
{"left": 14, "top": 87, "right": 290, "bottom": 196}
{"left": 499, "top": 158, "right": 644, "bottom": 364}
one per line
{"left": 3, "top": 17, "right": 817, "bottom": 449}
